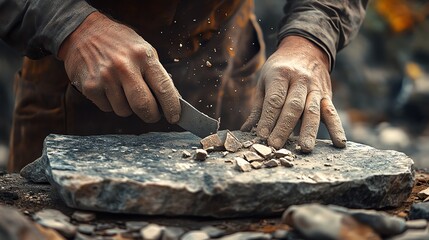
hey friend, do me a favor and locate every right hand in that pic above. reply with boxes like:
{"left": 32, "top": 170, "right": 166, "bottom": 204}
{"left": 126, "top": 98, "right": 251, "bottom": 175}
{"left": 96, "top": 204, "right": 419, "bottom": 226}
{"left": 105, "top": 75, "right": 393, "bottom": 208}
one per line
{"left": 58, "top": 12, "right": 181, "bottom": 124}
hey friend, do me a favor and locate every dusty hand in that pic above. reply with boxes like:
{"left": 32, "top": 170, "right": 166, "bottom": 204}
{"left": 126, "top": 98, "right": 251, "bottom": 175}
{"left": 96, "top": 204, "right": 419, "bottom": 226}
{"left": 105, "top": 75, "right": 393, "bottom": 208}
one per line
{"left": 241, "top": 36, "right": 346, "bottom": 152}
{"left": 58, "top": 12, "right": 180, "bottom": 123}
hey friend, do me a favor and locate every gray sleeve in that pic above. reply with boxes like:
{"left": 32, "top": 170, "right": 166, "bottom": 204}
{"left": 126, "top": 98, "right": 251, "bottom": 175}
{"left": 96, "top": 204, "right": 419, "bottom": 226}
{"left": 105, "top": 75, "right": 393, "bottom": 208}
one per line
{"left": 0, "top": 0, "right": 96, "bottom": 59}
{"left": 278, "top": 0, "right": 368, "bottom": 71}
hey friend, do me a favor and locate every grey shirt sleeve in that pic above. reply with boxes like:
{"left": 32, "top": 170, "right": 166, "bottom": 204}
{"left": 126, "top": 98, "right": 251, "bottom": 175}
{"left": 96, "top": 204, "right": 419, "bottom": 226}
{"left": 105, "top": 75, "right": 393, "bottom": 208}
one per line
{"left": 0, "top": 0, "right": 96, "bottom": 59}
{"left": 279, "top": 0, "right": 368, "bottom": 71}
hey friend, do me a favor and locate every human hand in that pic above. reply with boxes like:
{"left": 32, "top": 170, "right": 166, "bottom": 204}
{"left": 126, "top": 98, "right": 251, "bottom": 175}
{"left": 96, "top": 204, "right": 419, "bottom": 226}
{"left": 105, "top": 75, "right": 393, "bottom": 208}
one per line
{"left": 241, "top": 36, "right": 346, "bottom": 152}
{"left": 58, "top": 12, "right": 180, "bottom": 124}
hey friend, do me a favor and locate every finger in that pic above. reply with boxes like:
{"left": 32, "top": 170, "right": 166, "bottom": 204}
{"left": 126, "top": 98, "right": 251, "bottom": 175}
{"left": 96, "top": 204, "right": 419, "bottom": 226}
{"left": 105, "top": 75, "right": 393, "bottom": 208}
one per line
{"left": 321, "top": 97, "right": 347, "bottom": 148}
{"left": 240, "top": 81, "right": 264, "bottom": 131}
{"left": 142, "top": 51, "right": 181, "bottom": 124}
{"left": 298, "top": 90, "right": 322, "bottom": 153}
{"left": 122, "top": 68, "right": 160, "bottom": 123}
{"left": 256, "top": 78, "right": 289, "bottom": 138}
{"left": 268, "top": 82, "right": 307, "bottom": 149}
{"left": 105, "top": 84, "right": 133, "bottom": 117}
{"left": 81, "top": 80, "right": 113, "bottom": 112}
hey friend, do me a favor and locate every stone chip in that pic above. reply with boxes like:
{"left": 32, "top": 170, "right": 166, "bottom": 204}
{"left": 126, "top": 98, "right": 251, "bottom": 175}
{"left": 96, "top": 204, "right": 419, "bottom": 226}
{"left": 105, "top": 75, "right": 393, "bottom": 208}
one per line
{"left": 224, "top": 131, "right": 243, "bottom": 152}
{"left": 194, "top": 149, "right": 208, "bottom": 161}
{"left": 235, "top": 157, "right": 252, "bottom": 172}
{"left": 200, "top": 134, "right": 224, "bottom": 151}
{"left": 251, "top": 144, "right": 272, "bottom": 158}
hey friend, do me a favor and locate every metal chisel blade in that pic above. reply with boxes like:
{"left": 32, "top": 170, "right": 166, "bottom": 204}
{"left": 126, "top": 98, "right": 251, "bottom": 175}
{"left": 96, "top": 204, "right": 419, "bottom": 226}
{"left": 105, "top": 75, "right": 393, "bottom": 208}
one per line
{"left": 177, "top": 98, "right": 219, "bottom": 138}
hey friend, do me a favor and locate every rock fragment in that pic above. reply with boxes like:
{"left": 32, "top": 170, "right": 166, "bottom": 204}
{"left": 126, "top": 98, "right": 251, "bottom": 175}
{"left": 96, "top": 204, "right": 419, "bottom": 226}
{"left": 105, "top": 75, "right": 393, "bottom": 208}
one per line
{"left": 243, "top": 151, "right": 264, "bottom": 162}
{"left": 406, "top": 219, "right": 428, "bottom": 229}
{"left": 224, "top": 131, "right": 243, "bottom": 152}
{"left": 274, "top": 149, "right": 292, "bottom": 158}
{"left": 33, "top": 209, "right": 70, "bottom": 223}
{"left": 242, "top": 141, "right": 253, "bottom": 148}
{"left": 37, "top": 218, "right": 77, "bottom": 238}
{"left": 182, "top": 150, "right": 192, "bottom": 158}
{"left": 250, "top": 161, "right": 263, "bottom": 169}
{"left": 251, "top": 144, "right": 272, "bottom": 158}
{"left": 201, "top": 226, "right": 226, "bottom": 238}
{"left": 194, "top": 149, "right": 208, "bottom": 161}
{"left": 264, "top": 159, "right": 279, "bottom": 168}
{"left": 271, "top": 229, "right": 289, "bottom": 239}
{"left": 0, "top": 205, "right": 45, "bottom": 240}
{"left": 181, "top": 231, "right": 210, "bottom": 240}
{"left": 200, "top": 134, "right": 224, "bottom": 151}
{"left": 71, "top": 211, "right": 96, "bottom": 222}
{"left": 235, "top": 157, "right": 252, "bottom": 172}
{"left": 219, "top": 232, "right": 271, "bottom": 240}
{"left": 279, "top": 158, "right": 294, "bottom": 168}
{"left": 77, "top": 224, "right": 95, "bottom": 235}
{"left": 140, "top": 224, "right": 164, "bottom": 240}
{"left": 418, "top": 187, "right": 429, "bottom": 200}
{"left": 126, "top": 221, "right": 149, "bottom": 231}
{"left": 162, "top": 226, "right": 185, "bottom": 240}
{"left": 409, "top": 202, "right": 429, "bottom": 220}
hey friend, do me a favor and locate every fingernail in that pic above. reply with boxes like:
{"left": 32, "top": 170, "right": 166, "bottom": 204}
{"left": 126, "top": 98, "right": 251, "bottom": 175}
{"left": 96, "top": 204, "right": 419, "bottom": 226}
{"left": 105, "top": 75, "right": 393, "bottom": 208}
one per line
{"left": 272, "top": 138, "right": 284, "bottom": 149}
{"left": 171, "top": 114, "right": 180, "bottom": 123}
{"left": 259, "top": 128, "right": 269, "bottom": 138}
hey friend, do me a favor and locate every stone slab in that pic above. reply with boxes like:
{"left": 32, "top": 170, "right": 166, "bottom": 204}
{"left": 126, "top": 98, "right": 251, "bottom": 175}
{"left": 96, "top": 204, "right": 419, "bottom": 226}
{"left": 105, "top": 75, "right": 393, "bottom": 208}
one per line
{"left": 37, "top": 131, "right": 414, "bottom": 217}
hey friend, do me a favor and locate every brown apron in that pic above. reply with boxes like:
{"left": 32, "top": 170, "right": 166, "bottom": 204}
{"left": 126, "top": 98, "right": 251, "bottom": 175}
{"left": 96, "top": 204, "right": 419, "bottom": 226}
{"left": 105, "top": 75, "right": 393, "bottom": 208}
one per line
{"left": 8, "top": 0, "right": 265, "bottom": 172}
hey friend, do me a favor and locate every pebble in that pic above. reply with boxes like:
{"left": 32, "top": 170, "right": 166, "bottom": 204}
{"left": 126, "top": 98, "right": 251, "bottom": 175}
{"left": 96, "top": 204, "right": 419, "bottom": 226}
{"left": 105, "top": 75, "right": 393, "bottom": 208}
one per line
{"left": 37, "top": 218, "right": 77, "bottom": 238}
{"left": 181, "top": 230, "right": 209, "bottom": 240}
{"left": 324, "top": 163, "right": 333, "bottom": 167}
{"left": 274, "top": 149, "right": 292, "bottom": 158}
{"left": 219, "top": 232, "right": 271, "bottom": 240}
{"left": 264, "top": 159, "right": 279, "bottom": 168}
{"left": 224, "top": 131, "right": 243, "bottom": 153}
{"left": 200, "top": 134, "right": 224, "bottom": 151}
{"left": 126, "top": 221, "right": 149, "bottom": 231}
{"left": 235, "top": 157, "right": 252, "bottom": 172}
{"left": 242, "top": 141, "right": 253, "bottom": 148}
{"left": 182, "top": 150, "right": 192, "bottom": 158}
{"left": 71, "top": 211, "right": 96, "bottom": 222}
{"left": 162, "top": 226, "right": 185, "bottom": 240}
{"left": 194, "top": 149, "right": 208, "bottom": 161}
{"left": 409, "top": 202, "right": 429, "bottom": 220}
{"left": 251, "top": 144, "right": 272, "bottom": 158}
{"left": 406, "top": 219, "right": 428, "bottom": 229}
{"left": 279, "top": 158, "right": 294, "bottom": 168}
{"left": 141, "top": 224, "right": 164, "bottom": 240}
{"left": 95, "top": 223, "right": 116, "bottom": 231}
{"left": 102, "top": 228, "right": 125, "bottom": 236}
{"left": 271, "top": 229, "right": 289, "bottom": 239}
{"left": 418, "top": 187, "right": 429, "bottom": 200}
{"left": 77, "top": 224, "right": 95, "bottom": 235}
{"left": 33, "top": 209, "right": 70, "bottom": 223}
{"left": 243, "top": 151, "right": 264, "bottom": 162}
{"left": 201, "top": 226, "right": 226, "bottom": 238}
{"left": 250, "top": 161, "right": 263, "bottom": 169}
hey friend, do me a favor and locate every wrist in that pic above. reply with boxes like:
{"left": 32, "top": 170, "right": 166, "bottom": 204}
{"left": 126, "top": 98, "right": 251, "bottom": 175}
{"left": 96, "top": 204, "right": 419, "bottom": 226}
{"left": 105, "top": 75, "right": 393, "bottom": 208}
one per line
{"left": 58, "top": 11, "right": 104, "bottom": 60}
{"left": 278, "top": 36, "right": 330, "bottom": 71}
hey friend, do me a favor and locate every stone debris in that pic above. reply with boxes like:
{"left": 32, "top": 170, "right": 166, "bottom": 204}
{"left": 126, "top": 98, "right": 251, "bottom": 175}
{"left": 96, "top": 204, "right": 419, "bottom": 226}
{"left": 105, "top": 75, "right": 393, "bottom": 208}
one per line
{"left": 126, "top": 221, "right": 149, "bottom": 231}
{"left": 37, "top": 218, "right": 77, "bottom": 238}
{"left": 418, "top": 187, "right": 429, "bottom": 200}
{"left": 279, "top": 158, "right": 294, "bottom": 168}
{"left": 162, "top": 226, "right": 185, "bottom": 240}
{"left": 33, "top": 209, "right": 70, "bottom": 223}
{"left": 405, "top": 219, "right": 428, "bottom": 229}
{"left": 224, "top": 131, "right": 243, "bottom": 153}
{"left": 274, "top": 148, "right": 292, "bottom": 158}
{"left": 0, "top": 205, "right": 46, "bottom": 240}
{"left": 243, "top": 151, "right": 264, "bottom": 162}
{"left": 77, "top": 224, "right": 95, "bottom": 235}
{"left": 219, "top": 232, "right": 272, "bottom": 240}
{"left": 182, "top": 150, "right": 192, "bottom": 158}
{"left": 194, "top": 149, "right": 208, "bottom": 161}
{"left": 141, "top": 223, "right": 164, "bottom": 240}
{"left": 251, "top": 144, "right": 272, "bottom": 158}
{"left": 235, "top": 157, "right": 252, "bottom": 172}
{"left": 264, "top": 159, "right": 279, "bottom": 168}
{"left": 71, "top": 211, "right": 96, "bottom": 222}
{"left": 409, "top": 202, "right": 429, "bottom": 220}
{"left": 201, "top": 226, "right": 226, "bottom": 238}
{"left": 181, "top": 230, "right": 210, "bottom": 240}
{"left": 250, "top": 161, "right": 263, "bottom": 169}
{"left": 200, "top": 134, "right": 224, "bottom": 151}
{"left": 271, "top": 229, "right": 289, "bottom": 239}
{"left": 242, "top": 141, "right": 253, "bottom": 148}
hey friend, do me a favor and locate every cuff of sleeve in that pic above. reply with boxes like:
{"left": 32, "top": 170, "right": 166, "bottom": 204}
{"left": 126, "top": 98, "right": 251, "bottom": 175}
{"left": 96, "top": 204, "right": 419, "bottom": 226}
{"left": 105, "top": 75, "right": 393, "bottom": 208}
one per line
{"left": 278, "top": 9, "right": 339, "bottom": 72}
{"left": 28, "top": 1, "right": 97, "bottom": 58}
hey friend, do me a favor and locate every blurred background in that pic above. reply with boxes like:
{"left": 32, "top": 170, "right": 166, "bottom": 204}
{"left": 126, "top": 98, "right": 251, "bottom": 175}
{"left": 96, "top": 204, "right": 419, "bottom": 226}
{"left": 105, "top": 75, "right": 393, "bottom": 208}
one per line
{"left": 1, "top": 0, "right": 429, "bottom": 170}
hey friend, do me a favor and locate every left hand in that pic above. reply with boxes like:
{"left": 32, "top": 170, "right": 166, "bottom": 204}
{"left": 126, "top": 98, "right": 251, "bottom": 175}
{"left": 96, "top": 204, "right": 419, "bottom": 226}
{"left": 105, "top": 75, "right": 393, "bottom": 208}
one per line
{"left": 241, "top": 36, "right": 346, "bottom": 152}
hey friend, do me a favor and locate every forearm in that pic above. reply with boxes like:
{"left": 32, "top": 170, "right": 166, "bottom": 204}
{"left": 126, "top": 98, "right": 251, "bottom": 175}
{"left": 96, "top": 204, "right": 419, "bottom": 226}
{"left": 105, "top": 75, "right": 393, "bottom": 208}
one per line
{"left": 0, "top": 0, "right": 96, "bottom": 59}
{"left": 278, "top": 0, "right": 368, "bottom": 71}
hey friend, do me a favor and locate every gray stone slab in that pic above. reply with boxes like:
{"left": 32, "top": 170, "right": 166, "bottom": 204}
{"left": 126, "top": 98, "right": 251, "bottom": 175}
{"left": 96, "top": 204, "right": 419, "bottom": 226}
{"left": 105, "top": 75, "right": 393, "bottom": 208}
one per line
{"left": 37, "top": 131, "right": 414, "bottom": 218}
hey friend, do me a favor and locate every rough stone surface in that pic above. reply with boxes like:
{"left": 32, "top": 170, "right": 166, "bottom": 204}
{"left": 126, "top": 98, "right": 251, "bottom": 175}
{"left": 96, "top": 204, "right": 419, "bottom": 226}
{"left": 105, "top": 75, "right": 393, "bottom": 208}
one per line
{"left": 35, "top": 131, "right": 414, "bottom": 217}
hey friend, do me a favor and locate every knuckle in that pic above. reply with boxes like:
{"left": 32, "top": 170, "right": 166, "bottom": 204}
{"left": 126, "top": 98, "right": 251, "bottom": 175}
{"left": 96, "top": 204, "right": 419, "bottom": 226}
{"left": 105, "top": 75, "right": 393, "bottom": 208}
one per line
{"left": 267, "top": 93, "right": 285, "bottom": 109}
{"left": 288, "top": 98, "right": 304, "bottom": 112}
{"left": 81, "top": 80, "right": 101, "bottom": 97}
{"left": 307, "top": 102, "right": 320, "bottom": 115}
